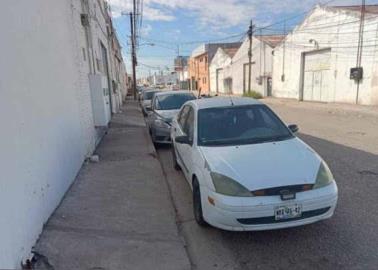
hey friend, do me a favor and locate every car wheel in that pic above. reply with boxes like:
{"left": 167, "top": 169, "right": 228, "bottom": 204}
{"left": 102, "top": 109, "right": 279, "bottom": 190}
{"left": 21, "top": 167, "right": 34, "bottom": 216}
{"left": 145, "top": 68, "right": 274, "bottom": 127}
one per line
{"left": 192, "top": 178, "right": 207, "bottom": 227}
{"left": 171, "top": 145, "right": 181, "bottom": 171}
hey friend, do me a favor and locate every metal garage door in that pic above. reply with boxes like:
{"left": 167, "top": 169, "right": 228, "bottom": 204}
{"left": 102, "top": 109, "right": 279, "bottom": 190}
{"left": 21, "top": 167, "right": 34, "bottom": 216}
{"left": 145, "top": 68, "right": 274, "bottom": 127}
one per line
{"left": 216, "top": 68, "right": 224, "bottom": 93}
{"left": 303, "top": 49, "right": 332, "bottom": 102}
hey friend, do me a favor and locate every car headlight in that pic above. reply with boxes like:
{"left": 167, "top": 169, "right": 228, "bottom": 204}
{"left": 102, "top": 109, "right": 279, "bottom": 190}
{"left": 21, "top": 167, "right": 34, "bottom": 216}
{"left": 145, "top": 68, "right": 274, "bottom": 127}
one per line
{"left": 313, "top": 162, "right": 334, "bottom": 189}
{"left": 154, "top": 119, "right": 170, "bottom": 128}
{"left": 210, "top": 172, "right": 253, "bottom": 197}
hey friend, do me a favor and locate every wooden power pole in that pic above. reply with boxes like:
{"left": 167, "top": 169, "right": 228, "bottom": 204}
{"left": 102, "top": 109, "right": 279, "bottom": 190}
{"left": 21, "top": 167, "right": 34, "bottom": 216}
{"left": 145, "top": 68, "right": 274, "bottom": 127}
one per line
{"left": 247, "top": 20, "right": 254, "bottom": 94}
{"left": 356, "top": 0, "right": 366, "bottom": 104}
{"left": 130, "top": 12, "right": 137, "bottom": 100}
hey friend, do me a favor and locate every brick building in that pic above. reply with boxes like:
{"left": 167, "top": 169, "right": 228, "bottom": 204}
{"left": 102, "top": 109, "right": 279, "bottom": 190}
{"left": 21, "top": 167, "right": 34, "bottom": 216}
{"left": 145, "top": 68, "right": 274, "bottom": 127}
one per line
{"left": 189, "top": 42, "right": 241, "bottom": 95}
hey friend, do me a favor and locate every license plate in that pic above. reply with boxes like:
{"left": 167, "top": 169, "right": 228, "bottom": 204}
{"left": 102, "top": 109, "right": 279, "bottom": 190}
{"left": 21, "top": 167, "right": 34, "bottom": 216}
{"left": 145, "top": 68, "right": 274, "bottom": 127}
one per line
{"left": 275, "top": 204, "right": 302, "bottom": 220}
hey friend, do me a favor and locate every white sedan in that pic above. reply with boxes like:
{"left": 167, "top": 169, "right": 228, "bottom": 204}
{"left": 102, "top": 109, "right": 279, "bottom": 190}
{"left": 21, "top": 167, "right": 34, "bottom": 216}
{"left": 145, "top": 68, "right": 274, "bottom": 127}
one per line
{"left": 171, "top": 97, "right": 338, "bottom": 231}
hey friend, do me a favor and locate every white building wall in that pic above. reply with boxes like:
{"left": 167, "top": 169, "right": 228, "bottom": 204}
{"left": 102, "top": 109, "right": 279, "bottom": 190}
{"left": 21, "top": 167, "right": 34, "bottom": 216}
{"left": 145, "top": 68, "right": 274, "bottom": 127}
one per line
{"left": 224, "top": 37, "right": 274, "bottom": 96}
{"left": 209, "top": 48, "right": 232, "bottom": 94}
{"left": 0, "top": 0, "right": 126, "bottom": 267}
{"left": 272, "top": 6, "right": 378, "bottom": 105}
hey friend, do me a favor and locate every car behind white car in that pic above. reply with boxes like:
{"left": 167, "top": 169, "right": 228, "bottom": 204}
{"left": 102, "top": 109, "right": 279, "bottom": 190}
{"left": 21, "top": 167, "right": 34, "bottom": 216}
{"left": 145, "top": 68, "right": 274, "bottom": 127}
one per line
{"left": 171, "top": 97, "right": 338, "bottom": 231}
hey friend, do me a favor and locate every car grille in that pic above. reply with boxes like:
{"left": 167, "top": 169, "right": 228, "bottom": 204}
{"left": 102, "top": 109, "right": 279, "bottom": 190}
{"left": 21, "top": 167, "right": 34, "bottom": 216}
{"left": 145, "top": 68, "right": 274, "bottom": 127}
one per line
{"left": 251, "top": 184, "right": 313, "bottom": 196}
{"left": 237, "top": 207, "right": 331, "bottom": 225}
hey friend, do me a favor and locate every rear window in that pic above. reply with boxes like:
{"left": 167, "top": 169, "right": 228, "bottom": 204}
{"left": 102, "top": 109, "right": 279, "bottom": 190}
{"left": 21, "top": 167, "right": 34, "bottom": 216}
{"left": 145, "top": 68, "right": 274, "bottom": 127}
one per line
{"left": 143, "top": 91, "right": 158, "bottom": 100}
{"left": 155, "top": 94, "right": 195, "bottom": 110}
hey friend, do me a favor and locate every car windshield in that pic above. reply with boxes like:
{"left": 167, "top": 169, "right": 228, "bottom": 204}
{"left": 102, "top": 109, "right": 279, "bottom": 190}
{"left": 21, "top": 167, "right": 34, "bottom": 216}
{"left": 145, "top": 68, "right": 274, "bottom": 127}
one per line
{"left": 198, "top": 105, "right": 293, "bottom": 146}
{"left": 155, "top": 94, "right": 195, "bottom": 110}
{"left": 143, "top": 91, "right": 158, "bottom": 100}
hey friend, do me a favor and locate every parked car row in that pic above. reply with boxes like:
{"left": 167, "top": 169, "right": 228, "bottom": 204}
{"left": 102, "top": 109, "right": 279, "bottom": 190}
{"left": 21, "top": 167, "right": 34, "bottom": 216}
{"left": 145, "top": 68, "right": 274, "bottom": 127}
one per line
{"left": 140, "top": 90, "right": 338, "bottom": 232}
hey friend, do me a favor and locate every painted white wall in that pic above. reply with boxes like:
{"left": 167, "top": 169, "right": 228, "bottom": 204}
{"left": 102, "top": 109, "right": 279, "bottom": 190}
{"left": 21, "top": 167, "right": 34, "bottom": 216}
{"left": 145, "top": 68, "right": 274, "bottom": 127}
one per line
{"left": 224, "top": 37, "right": 274, "bottom": 96}
{"left": 0, "top": 0, "right": 125, "bottom": 267}
{"left": 272, "top": 6, "right": 378, "bottom": 105}
{"left": 209, "top": 48, "right": 232, "bottom": 94}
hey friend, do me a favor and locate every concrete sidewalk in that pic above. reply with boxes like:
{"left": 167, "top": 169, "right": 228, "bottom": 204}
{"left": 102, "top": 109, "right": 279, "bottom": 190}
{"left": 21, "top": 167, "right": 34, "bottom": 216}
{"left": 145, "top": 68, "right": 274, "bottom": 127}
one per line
{"left": 34, "top": 99, "right": 191, "bottom": 270}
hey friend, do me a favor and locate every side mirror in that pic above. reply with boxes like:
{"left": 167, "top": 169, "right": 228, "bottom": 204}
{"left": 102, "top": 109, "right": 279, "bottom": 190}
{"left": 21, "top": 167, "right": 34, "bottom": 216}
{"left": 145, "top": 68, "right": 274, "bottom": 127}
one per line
{"left": 175, "top": 135, "right": 191, "bottom": 145}
{"left": 288, "top": 124, "right": 299, "bottom": 133}
{"left": 146, "top": 105, "right": 152, "bottom": 112}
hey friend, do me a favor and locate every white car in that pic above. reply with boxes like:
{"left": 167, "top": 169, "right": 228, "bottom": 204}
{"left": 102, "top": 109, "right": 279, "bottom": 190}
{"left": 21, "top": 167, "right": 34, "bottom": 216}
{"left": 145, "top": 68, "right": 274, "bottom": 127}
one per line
{"left": 171, "top": 97, "right": 338, "bottom": 231}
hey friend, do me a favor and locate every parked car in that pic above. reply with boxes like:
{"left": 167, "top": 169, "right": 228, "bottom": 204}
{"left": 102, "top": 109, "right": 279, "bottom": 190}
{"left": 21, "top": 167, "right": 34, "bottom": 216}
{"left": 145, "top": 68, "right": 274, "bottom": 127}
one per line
{"left": 147, "top": 91, "right": 196, "bottom": 144}
{"left": 141, "top": 89, "right": 160, "bottom": 116}
{"left": 171, "top": 97, "right": 338, "bottom": 231}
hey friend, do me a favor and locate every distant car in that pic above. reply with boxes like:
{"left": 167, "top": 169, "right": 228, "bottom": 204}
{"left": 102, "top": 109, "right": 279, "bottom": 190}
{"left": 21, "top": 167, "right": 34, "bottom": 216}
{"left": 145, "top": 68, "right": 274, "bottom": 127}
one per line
{"left": 136, "top": 86, "right": 144, "bottom": 100}
{"left": 147, "top": 91, "right": 196, "bottom": 144}
{"left": 171, "top": 97, "right": 338, "bottom": 231}
{"left": 141, "top": 89, "right": 160, "bottom": 116}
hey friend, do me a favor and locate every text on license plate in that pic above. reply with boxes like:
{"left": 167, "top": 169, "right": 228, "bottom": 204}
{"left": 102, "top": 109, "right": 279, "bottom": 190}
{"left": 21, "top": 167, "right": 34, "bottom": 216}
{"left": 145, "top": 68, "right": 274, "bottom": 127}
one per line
{"left": 275, "top": 204, "right": 302, "bottom": 220}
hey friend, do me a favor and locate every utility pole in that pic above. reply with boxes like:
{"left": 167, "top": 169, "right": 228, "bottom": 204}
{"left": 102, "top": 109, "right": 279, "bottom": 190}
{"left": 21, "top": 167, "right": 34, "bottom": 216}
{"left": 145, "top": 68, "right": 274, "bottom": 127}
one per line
{"left": 282, "top": 20, "right": 286, "bottom": 82}
{"left": 130, "top": 12, "right": 137, "bottom": 100}
{"left": 356, "top": 0, "right": 365, "bottom": 104}
{"left": 247, "top": 20, "right": 254, "bottom": 94}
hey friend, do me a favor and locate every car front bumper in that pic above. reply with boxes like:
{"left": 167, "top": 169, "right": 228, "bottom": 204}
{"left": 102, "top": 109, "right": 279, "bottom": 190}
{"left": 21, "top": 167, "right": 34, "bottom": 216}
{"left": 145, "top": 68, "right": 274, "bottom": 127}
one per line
{"left": 201, "top": 182, "right": 338, "bottom": 231}
{"left": 151, "top": 125, "right": 172, "bottom": 144}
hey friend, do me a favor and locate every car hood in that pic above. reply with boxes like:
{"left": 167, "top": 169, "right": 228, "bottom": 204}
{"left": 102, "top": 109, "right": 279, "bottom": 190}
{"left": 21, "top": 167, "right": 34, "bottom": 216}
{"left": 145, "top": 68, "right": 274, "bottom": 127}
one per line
{"left": 155, "top": 109, "right": 180, "bottom": 121}
{"left": 200, "top": 138, "right": 321, "bottom": 191}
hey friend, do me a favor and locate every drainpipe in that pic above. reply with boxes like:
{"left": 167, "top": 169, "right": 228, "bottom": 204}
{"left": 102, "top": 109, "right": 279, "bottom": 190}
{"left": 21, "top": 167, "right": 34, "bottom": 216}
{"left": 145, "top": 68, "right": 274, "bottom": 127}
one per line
{"left": 81, "top": 0, "right": 96, "bottom": 74}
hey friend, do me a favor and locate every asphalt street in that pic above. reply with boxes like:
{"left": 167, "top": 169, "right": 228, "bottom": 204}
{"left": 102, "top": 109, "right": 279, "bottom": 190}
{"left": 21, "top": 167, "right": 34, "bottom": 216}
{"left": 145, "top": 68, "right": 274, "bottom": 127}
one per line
{"left": 155, "top": 99, "right": 378, "bottom": 270}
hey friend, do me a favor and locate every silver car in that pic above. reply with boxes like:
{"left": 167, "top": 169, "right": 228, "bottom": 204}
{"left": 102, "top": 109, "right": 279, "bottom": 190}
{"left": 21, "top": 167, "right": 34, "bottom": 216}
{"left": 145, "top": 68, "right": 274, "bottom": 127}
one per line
{"left": 141, "top": 89, "right": 160, "bottom": 116}
{"left": 148, "top": 91, "right": 196, "bottom": 144}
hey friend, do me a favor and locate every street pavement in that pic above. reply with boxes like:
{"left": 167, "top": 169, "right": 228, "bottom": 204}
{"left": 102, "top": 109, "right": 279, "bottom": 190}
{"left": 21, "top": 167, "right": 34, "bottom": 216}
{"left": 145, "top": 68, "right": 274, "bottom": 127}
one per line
{"left": 156, "top": 98, "right": 378, "bottom": 270}
{"left": 34, "top": 99, "right": 191, "bottom": 270}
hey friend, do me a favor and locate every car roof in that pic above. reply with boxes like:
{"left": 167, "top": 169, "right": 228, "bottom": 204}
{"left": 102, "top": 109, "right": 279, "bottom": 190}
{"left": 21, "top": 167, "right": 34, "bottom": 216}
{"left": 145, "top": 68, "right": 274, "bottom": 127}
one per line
{"left": 154, "top": 90, "right": 195, "bottom": 97}
{"left": 186, "top": 96, "right": 262, "bottom": 110}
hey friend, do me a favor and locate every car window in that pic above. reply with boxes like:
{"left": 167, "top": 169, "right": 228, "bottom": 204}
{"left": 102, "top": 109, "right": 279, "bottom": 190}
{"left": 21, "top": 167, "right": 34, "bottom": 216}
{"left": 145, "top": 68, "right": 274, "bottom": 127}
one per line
{"left": 178, "top": 105, "right": 190, "bottom": 129}
{"left": 197, "top": 105, "right": 293, "bottom": 146}
{"left": 183, "top": 107, "right": 194, "bottom": 142}
{"left": 155, "top": 94, "right": 195, "bottom": 110}
{"left": 143, "top": 91, "right": 158, "bottom": 100}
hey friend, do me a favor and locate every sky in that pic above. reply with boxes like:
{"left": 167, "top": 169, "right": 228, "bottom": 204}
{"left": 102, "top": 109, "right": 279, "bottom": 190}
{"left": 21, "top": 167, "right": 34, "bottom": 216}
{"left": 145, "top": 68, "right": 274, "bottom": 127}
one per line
{"left": 108, "top": 0, "right": 377, "bottom": 78}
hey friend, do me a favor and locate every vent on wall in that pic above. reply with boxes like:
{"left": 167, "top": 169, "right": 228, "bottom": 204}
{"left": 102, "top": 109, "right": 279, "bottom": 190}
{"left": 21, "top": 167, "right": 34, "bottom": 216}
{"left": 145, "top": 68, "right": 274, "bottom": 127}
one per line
{"left": 80, "top": 14, "right": 89, "bottom": 27}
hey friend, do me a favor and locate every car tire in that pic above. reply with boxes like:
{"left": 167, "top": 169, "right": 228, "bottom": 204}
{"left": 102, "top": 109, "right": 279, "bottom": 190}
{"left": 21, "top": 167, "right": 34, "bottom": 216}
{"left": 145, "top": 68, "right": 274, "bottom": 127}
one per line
{"left": 171, "top": 145, "right": 181, "bottom": 171}
{"left": 192, "top": 178, "right": 207, "bottom": 227}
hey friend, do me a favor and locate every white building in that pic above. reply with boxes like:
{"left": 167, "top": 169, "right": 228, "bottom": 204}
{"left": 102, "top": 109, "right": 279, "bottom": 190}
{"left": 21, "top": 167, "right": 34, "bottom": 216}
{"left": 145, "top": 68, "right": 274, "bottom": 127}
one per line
{"left": 223, "top": 35, "right": 284, "bottom": 96}
{"left": 0, "top": 0, "right": 126, "bottom": 268}
{"left": 209, "top": 47, "right": 239, "bottom": 94}
{"left": 151, "top": 72, "right": 178, "bottom": 87}
{"left": 272, "top": 5, "right": 378, "bottom": 105}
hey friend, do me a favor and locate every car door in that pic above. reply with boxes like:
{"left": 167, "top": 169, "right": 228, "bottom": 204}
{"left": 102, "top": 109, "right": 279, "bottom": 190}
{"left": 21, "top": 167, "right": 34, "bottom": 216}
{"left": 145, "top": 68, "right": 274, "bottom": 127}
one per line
{"left": 174, "top": 105, "right": 191, "bottom": 177}
{"left": 181, "top": 106, "right": 195, "bottom": 178}
{"left": 147, "top": 96, "right": 158, "bottom": 128}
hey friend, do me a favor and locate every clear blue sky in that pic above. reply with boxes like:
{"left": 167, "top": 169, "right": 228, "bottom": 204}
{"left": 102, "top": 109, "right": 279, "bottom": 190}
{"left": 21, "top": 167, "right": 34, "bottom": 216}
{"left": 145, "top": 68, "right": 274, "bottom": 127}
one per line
{"left": 108, "top": 0, "right": 377, "bottom": 77}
